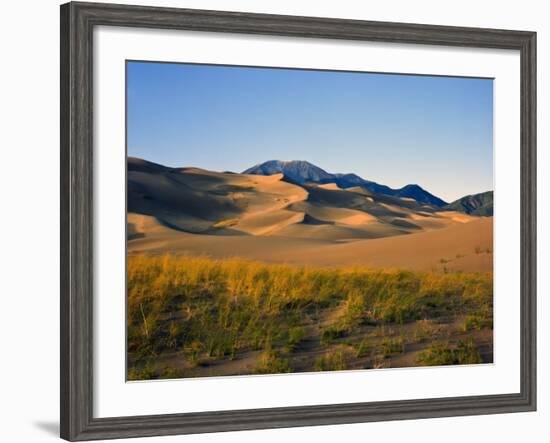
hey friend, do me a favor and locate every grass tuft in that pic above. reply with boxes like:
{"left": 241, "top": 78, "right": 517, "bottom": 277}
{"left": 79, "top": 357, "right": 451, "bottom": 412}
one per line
{"left": 254, "top": 351, "right": 291, "bottom": 374}
{"left": 127, "top": 255, "right": 492, "bottom": 379}
{"left": 416, "top": 340, "right": 483, "bottom": 366}
{"left": 315, "top": 352, "right": 347, "bottom": 371}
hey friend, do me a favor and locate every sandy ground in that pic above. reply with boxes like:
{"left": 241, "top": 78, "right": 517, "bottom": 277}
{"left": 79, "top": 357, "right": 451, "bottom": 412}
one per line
{"left": 127, "top": 157, "right": 493, "bottom": 272}
{"left": 128, "top": 214, "right": 492, "bottom": 272}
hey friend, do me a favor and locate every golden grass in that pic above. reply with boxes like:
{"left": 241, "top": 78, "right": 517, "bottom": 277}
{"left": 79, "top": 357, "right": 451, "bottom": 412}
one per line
{"left": 127, "top": 255, "right": 492, "bottom": 380}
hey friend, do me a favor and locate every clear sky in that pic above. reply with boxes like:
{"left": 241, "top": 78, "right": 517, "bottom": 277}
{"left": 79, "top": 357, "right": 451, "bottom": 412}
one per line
{"left": 127, "top": 61, "right": 493, "bottom": 202}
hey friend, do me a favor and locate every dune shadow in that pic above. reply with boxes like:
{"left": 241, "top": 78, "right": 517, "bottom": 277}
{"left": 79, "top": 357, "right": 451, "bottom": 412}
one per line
{"left": 156, "top": 217, "right": 249, "bottom": 237}
{"left": 301, "top": 213, "right": 334, "bottom": 225}
{"left": 389, "top": 219, "right": 422, "bottom": 230}
{"left": 128, "top": 232, "right": 145, "bottom": 240}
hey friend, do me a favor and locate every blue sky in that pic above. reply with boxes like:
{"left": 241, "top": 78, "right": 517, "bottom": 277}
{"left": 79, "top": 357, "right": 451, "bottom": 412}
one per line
{"left": 127, "top": 61, "right": 493, "bottom": 202}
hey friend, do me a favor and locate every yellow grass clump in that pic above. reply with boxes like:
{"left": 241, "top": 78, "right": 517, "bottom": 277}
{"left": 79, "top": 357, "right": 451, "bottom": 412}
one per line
{"left": 127, "top": 255, "right": 492, "bottom": 380}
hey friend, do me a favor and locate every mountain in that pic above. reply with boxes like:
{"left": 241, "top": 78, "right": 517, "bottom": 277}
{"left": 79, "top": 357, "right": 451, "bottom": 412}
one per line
{"left": 243, "top": 160, "right": 447, "bottom": 207}
{"left": 243, "top": 160, "right": 333, "bottom": 183}
{"left": 445, "top": 191, "right": 493, "bottom": 216}
{"left": 394, "top": 184, "right": 447, "bottom": 207}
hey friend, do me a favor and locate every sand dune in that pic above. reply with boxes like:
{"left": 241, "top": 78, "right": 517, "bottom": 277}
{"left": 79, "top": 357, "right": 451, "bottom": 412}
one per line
{"left": 127, "top": 158, "right": 492, "bottom": 272}
{"left": 288, "top": 201, "right": 378, "bottom": 225}
{"left": 128, "top": 216, "right": 492, "bottom": 272}
{"left": 128, "top": 157, "right": 479, "bottom": 237}
{"left": 231, "top": 209, "right": 305, "bottom": 236}
{"left": 316, "top": 182, "right": 342, "bottom": 191}
{"left": 285, "top": 217, "right": 493, "bottom": 271}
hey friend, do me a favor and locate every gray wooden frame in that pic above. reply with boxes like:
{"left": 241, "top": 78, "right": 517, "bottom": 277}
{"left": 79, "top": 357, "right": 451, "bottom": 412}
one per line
{"left": 60, "top": 1, "right": 537, "bottom": 441}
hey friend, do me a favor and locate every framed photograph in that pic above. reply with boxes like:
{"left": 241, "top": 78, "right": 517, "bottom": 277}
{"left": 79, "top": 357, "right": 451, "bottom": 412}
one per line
{"left": 60, "top": 2, "right": 536, "bottom": 440}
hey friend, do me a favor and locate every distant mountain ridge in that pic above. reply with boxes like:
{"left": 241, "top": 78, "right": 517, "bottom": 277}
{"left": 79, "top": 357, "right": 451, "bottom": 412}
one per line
{"left": 243, "top": 160, "right": 334, "bottom": 183}
{"left": 243, "top": 160, "right": 448, "bottom": 207}
{"left": 445, "top": 191, "right": 493, "bottom": 216}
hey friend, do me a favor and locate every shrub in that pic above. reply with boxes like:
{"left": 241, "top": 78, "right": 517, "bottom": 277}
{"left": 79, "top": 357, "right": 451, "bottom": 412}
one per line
{"left": 127, "top": 364, "right": 156, "bottom": 381}
{"left": 354, "top": 340, "right": 370, "bottom": 358}
{"left": 412, "top": 319, "right": 440, "bottom": 342}
{"left": 381, "top": 337, "right": 405, "bottom": 358}
{"left": 159, "top": 367, "right": 186, "bottom": 379}
{"left": 315, "top": 352, "right": 347, "bottom": 371}
{"left": 320, "top": 326, "right": 347, "bottom": 346}
{"left": 416, "top": 340, "right": 483, "bottom": 366}
{"left": 286, "top": 327, "right": 305, "bottom": 352}
{"left": 253, "top": 351, "right": 291, "bottom": 374}
{"left": 462, "top": 314, "right": 493, "bottom": 332}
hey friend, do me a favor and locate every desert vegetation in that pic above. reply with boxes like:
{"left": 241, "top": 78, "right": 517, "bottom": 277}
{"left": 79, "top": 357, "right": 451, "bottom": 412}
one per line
{"left": 127, "top": 255, "right": 493, "bottom": 380}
